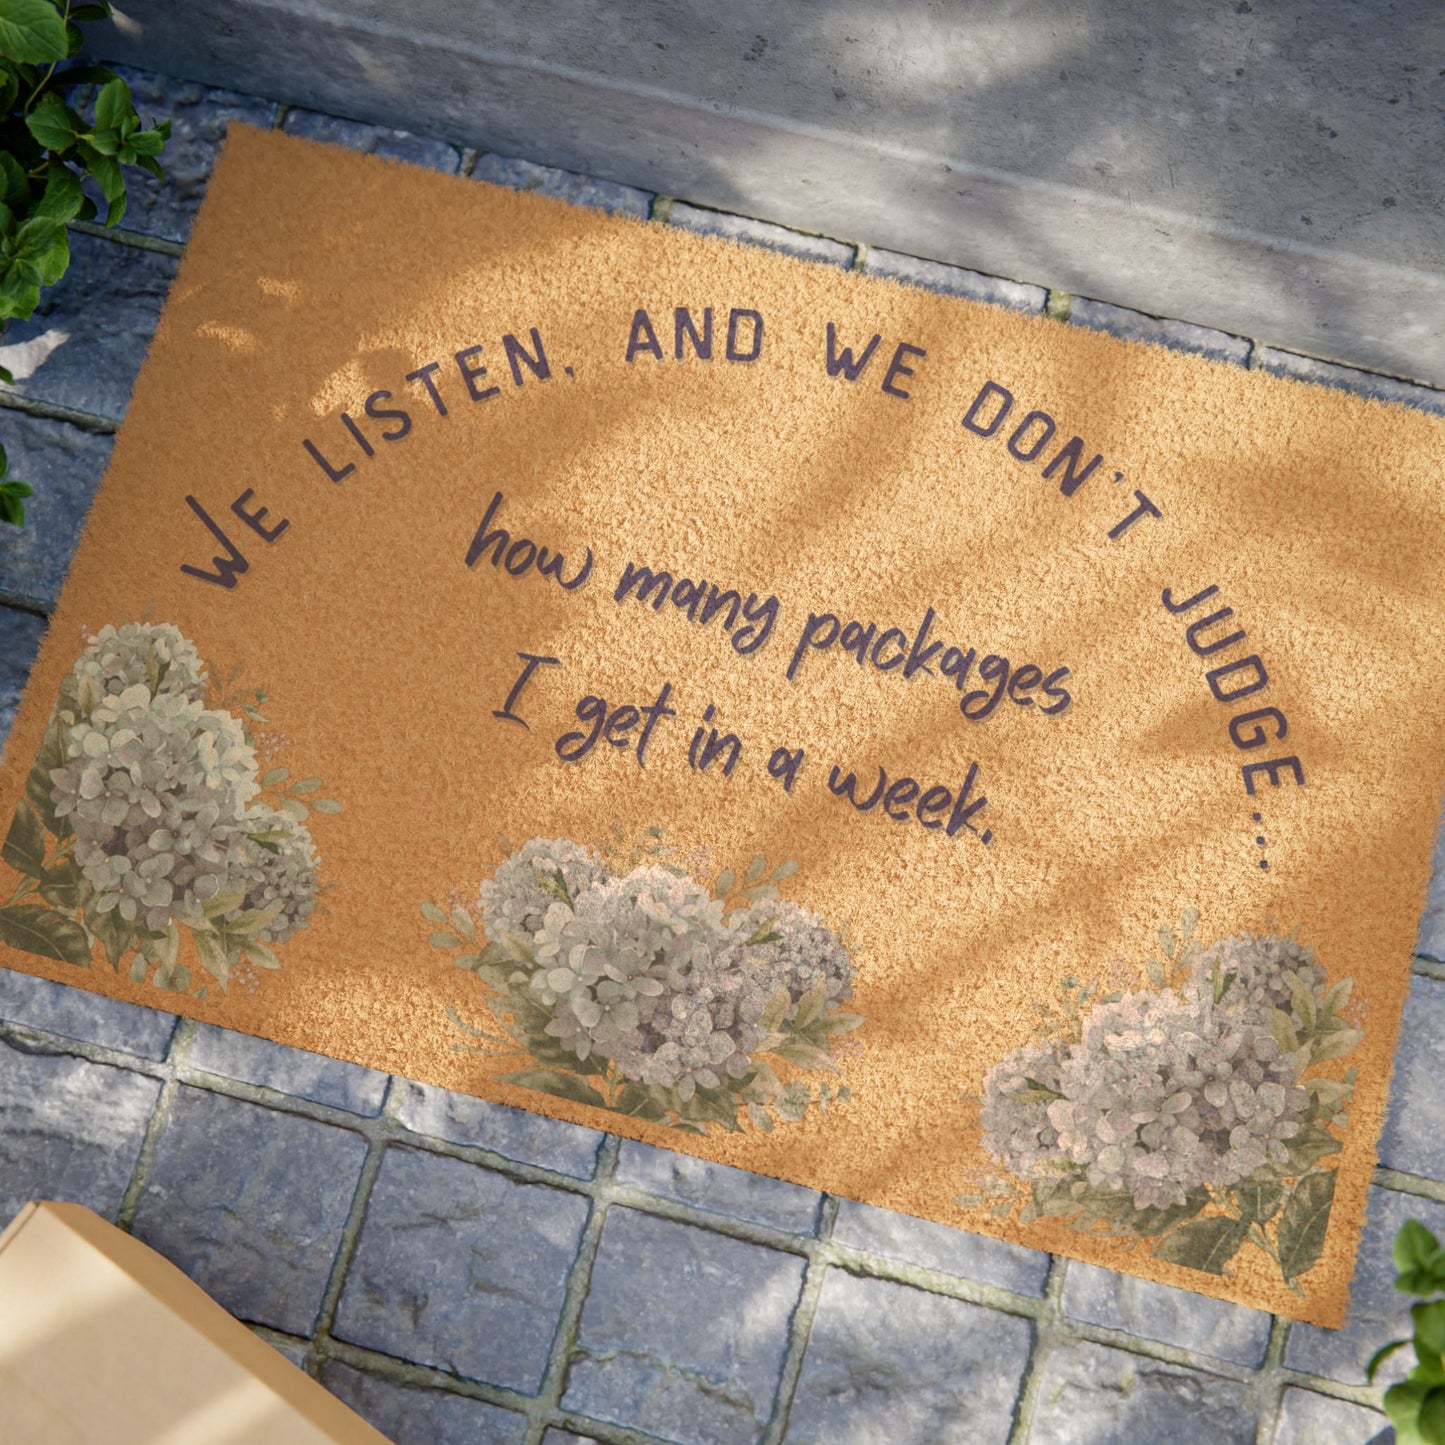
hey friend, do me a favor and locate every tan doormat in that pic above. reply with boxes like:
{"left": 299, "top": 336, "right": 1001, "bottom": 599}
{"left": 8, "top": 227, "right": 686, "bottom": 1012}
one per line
{"left": 3, "top": 126, "right": 1442, "bottom": 1326}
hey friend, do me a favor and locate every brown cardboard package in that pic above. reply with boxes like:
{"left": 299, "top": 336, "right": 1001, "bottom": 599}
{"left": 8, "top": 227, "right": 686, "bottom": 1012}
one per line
{"left": 0, "top": 1201, "right": 388, "bottom": 1444}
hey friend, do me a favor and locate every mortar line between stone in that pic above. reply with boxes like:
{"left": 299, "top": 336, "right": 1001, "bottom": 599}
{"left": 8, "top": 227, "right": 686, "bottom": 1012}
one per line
{"left": 520, "top": 1134, "right": 621, "bottom": 1445}
{"left": 0, "top": 387, "right": 117, "bottom": 433}
{"left": 1251, "top": 1312, "right": 1293, "bottom": 1444}
{"left": 114, "top": 1017, "right": 197, "bottom": 1229}
{"left": 66, "top": 217, "right": 185, "bottom": 257}
{"left": 0, "top": 596, "right": 51, "bottom": 623}
{"left": 306, "top": 1127, "right": 390, "bottom": 1358}
{"left": 759, "top": 1193, "right": 838, "bottom": 1445}
{"left": 1007, "top": 1253, "right": 1067, "bottom": 1443}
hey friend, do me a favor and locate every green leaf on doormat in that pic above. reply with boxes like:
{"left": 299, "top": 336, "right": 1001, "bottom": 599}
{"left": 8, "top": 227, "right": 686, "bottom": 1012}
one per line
{"left": 497, "top": 1068, "right": 607, "bottom": 1110}
{"left": 0, "top": 902, "right": 90, "bottom": 964}
{"left": 1278, "top": 1170, "right": 1336, "bottom": 1283}
{"left": 1153, "top": 1214, "right": 1251, "bottom": 1275}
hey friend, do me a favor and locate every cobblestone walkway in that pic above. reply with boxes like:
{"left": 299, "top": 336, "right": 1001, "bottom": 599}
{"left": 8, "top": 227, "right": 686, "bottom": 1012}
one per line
{"left": 2, "top": 64, "right": 1441, "bottom": 1445}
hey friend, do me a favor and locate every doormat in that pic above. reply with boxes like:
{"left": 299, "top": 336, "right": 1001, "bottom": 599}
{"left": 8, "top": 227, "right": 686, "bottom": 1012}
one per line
{"left": 3, "top": 126, "right": 1443, "bottom": 1327}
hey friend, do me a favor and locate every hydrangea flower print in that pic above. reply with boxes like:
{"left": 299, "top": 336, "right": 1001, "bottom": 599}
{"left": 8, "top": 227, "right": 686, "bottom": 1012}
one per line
{"left": 0, "top": 621, "right": 340, "bottom": 997}
{"left": 964, "top": 910, "right": 1361, "bottom": 1294}
{"left": 425, "top": 831, "right": 865, "bottom": 1134}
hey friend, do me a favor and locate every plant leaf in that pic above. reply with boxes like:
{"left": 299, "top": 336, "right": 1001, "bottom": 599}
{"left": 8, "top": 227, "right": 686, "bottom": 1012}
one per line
{"left": 498, "top": 1068, "right": 607, "bottom": 1110}
{"left": 420, "top": 900, "right": 448, "bottom": 924}
{"left": 24, "top": 91, "right": 79, "bottom": 150}
{"left": 0, "top": 902, "right": 91, "bottom": 964}
{"left": 1234, "top": 1177, "right": 1284, "bottom": 1225}
{"left": 744, "top": 852, "right": 768, "bottom": 884}
{"left": 0, "top": 0, "right": 69, "bottom": 64}
{"left": 713, "top": 867, "right": 734, "bottom": 898}
{"left": 1277, "top": 1169, "right": 1336, "bottom": 1283}
{"left": 1152, "top": 1213, "right": 1250, "bottom": 1275}
{"left": 93, "top": 76, "right": 131, "bottom": 131}
{"left": 1366, "top": 1336, "right": 1412, "bottom": 1384}
{"left": 192, "top": 929, "right": 230, "bottom": 990}
{"left": 3, "top": 799, "right": 46, "bottom": 877}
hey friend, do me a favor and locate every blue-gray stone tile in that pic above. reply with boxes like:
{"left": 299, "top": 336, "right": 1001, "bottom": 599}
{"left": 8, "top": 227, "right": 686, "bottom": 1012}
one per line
{"left": 1273, "top": 1387, "right": 1389, "bottom": 1445}
{"left": 389, "top": 1078, "right": 600, "bottom": 1177}
{"left": 0, "top": 412, "right": 111, "bottom": 612}
{"left": 1068, "top": 297, "right": 1251, "bottom": 366}
{"left": 0, "top": 1035, "right": 160, "bottom": 1225}
{"left": 472, "top": 153, "right": 652, "bottom": 217}
{"left": 319, "top": 1361, "right": 526, "bottom": 1445}
{"left": 0, "top": 605, "right": 46, "bottom": 746}
{"left": 1286, "top": 1185, "right": 1445, "bottom": 1386}
{"left": 1256, "top": 347, "right": 1445, "bottom": 415}
{"left": 282, "top": 109, "right": 461, "bottom": 172}
{"left": 188, "top": 1024, "right": 388, "bottom": 1115}
{"left": 0, "top": 968, "right": 176, "bottom": 1060}
{"left": 0, "top": 232, "right": 177, "bottom": 422}
{"left": 831, "top": 1197, "right": 1049, "bottom": 1296}
{"left": 1380, "top": 976, "right": 1445, "bottom": 1179}
{"left": 1060, "top": 1261, "right": 1271, "bottom": 1367}
{"left": 785, "top": 1270, "right": 1030, "bottom": 1445}
{"left": 76, "top": 65, "right": 278, "bottom": 243}
{"left": 615, "top": 1140, "right": 820, "bottom": 1233}
{"left": 334, "top": 1144, "right": 588, "bottom": 1392}
{"left": 564, "top": 1206, "right": 804, "bottom": 1445}
{"left": 1028, "top": 1340, "right": 1257, "bottom": 1444}
{"left": 668, "top": 203, "right": 853, "bottom": 268}
{"left": 1416, "top": 804, "right": 1445, "bottom": 962}
{"left": 861, "top": 247, "right": 1046, "bottom": 313}
{"left": 129, "top": 1085, "right": 367, "bottom": 1335}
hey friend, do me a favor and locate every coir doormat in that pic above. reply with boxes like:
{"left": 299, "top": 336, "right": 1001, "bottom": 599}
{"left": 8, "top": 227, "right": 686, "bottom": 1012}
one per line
{"left": 3, "top": 126, "right": 1444, "bottom": 1326}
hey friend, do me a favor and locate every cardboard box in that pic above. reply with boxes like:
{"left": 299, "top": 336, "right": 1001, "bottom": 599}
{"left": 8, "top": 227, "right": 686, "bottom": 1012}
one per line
{"left": 0, "top": 1201, "right": 389, "bottom": 1443}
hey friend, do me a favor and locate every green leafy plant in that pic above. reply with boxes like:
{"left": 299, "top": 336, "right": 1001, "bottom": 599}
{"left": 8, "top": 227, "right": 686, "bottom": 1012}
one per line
{"left": 0, "top": 0, "right": 170, "bottom": 522}
{"left": 1367, "top": 1220, "right": 1445, "bottom": 1443}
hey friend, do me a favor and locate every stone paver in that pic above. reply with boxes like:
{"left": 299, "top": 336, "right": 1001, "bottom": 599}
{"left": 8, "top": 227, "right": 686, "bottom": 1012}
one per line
{"left": 1067, "top": 296, "right": 1251, "bottom": 365}
{"left": 335, "top": 1144, "right": 589, "bottom": 1392}
{"left": 129, "top": 1085, "right": 367, "bottom": 1335}
{"left": 1027, "top": 1339, "right": 1258, "bottom": 1444}
{"left": 862, "top": 247, "right": 1047, "bottom": 312}
{"left": 283, "top": 108, "right": 462, "bottom": 172}
{"left": 785, "top": 1270, "right": 1031, "bottom": 1445}
{"left": 564, "top": 1207, "right": 805, "bottom": 1445}
{"left": 389, "top": 1078, "right": 601, "bottom": 1177}
{"left": 1415, "top": 809, "right": 1445, "bottom": 961}
{"left": 1272, "top": 1387, "right": 1389, "bottom": 1445}
{"left": 0, "top": 1035, "right": 161, "bottom": 1224}
{"left": 77, "top": 65, "right": 277, "bottom": 243}
{"left": 1256, "top": 346, "right": 1445, "bottom": 415}
{"left": 1379, "top": 975, "right": 1445, "bottom": 1180}
{"left": 0, "top": 412, "right": 111, "bottom": 612}
{"left": 831, "top": 1196, "right": 1050, "bottom": 1296}
{"left": 1286, "top": 1184, "right": 1445, "bottom": 1386}
{"left": 1061, "top": 1261, "right": 1272, "bottom": 1367}
{"left": 0, "top": 231, "right": 178, "bottom": 422}
{"left": 188, "top": 1023, "right": 388, "bottom": 1115}
{"left": 615, "top": 1140, "right": 820, "bottom": 1233}
{"left": 0, "top": 967, "right": 176, "bottom": 1060}
{"left": 473, "top": 152, "right": 652, "bottom": 217}
{"left": 668, "top": 202, "right": 854, "bottom": 267}
{"left": 319, "top": 1361, "right": 527, "bottom": 1444}
{"left": 0, "top": 605, "right": 44, "bottom": 743}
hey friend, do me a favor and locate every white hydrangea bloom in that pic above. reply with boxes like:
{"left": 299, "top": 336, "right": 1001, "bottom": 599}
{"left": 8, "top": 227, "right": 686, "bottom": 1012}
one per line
{"left": 70, "top": 622, "right": 207, "bottom": 713}
{"left": 982, "top": 981, "right": 1311, "bottom": 1212}
{"left": 225, "top": 808, "right": 320, "bottom": 944}
{"left": 478, "top": 837, "right": 610, "bottom": 948}
{"left": 50, "top": 684, "right": 260, "bottom": 932}
{"left": 733, "top": 897, "right": 855, "bottom": 1025}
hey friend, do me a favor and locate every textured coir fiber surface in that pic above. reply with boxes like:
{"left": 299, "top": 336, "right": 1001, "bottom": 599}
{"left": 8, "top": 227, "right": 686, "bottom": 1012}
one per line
{"left": 4, "top": 126, "right": 1444, "bottom": 1325}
